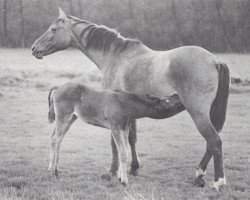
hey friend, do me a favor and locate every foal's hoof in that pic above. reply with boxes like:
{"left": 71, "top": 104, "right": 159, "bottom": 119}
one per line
{"left": 119, "top": 178, "right": 128, "bottom": 187}
{"left": 121, "top": 181, "right": 127, "bottom": 187}
{"left": 194, "top": 176, "right": 205, "bottom": 188}
{"left": 48, "top": 168, "right": 60, "bottom": 179}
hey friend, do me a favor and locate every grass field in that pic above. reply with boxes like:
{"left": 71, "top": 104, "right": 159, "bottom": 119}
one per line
{"left": 0, "top": 49, "right": 249, "bottom": 200}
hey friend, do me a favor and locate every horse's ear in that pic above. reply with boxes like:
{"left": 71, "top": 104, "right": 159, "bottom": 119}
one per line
{"left": 58, "top": 7, "right": 68, "bottom": 22}
{"left": 145, "top": 93, "right": 160, "bottom": 103}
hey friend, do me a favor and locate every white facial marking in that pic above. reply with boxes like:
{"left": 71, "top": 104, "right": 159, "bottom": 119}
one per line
{"left": 165, "top": 99, "right": 170, "bottom": 103}
{"left": 212, "top": 177, "right": 226, "bottom": 191}
{"left": 196, "top": 168, "right": 206, "bottom": 178}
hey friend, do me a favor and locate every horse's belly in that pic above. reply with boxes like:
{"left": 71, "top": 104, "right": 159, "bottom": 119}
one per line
{"left": 126, "top": 82, "right": 175, "bottom": 98}
{"left": 120, "top": 67, "right": 176, "bottom": 98}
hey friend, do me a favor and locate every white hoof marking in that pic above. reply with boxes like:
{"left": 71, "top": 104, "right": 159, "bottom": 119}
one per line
{"left": 196, "top": 168, "right": 206, "bottom": 178}
{"left": 213, "top": 177, "right": 226, "bottom": 191}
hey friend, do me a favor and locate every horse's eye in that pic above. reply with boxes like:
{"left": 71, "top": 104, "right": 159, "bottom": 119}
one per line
{"left": 51, "top": 28, "right": 56, "bottom": 33}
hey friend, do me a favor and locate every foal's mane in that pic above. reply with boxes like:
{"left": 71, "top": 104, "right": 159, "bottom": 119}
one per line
{"left": 68, "top": 16, "right": 141, "bottom": 54}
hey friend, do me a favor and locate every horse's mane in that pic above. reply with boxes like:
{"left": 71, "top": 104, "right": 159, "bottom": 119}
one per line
{"left": 68, "top": 16, "right": 141, "bottom": 54}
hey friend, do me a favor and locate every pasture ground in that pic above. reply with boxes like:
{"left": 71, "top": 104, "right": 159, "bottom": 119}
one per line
{"left": 0, "top": 49, "right": 249, "bottom": 200}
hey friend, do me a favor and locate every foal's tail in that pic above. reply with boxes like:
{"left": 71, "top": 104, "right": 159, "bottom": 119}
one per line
{"left": 210, "top": 62, "right": 230, "bottom": 132}
{"left": 48, "top": 87, "right": 58, "bottom": 123}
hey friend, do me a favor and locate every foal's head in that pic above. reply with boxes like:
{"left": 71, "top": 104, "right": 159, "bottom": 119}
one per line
{"left": 142, "top": 93, "right": 184, "bottom": 117}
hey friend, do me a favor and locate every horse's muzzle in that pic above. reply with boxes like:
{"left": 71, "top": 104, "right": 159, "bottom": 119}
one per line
{"left": 31, "top": 45, "right": 44, "bottom": 59}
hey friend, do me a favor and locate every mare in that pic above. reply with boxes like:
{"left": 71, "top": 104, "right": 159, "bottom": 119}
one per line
{"left": 31, "top": 8, "right": 230, "bottom": 190}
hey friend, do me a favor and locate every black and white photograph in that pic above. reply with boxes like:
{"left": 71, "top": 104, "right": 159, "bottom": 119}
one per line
{"left": 0, "top": 0, "right": 249, "bottom": 199}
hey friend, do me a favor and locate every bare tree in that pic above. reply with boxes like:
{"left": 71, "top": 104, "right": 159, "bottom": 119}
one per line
{"left": 215, "top": 0, "right": 232, "bottom": 51}
{"left": 170, "top": 0, "right": 184, "bottom": 46}
{"left": 3, "top": 0, "right": 8, "bottom": 46}
{"left": 78, "top": 0, "right": 83, "bottom": 17}
{"left": 128, "top": 0, "right": 140, "bottom": 37}
{"left": 19, "top": 0, "right": 25, "bottom": 47}
{"left": 69, "top": 0, "right": 75, "bottom": 15}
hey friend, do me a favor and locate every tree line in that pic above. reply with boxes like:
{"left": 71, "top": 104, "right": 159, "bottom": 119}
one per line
{"left": 0, "top": 0, "right": 249, "bottom": 52}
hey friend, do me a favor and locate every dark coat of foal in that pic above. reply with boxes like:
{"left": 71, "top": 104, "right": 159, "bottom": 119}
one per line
{"left": 47, "top": 83, "right": 184, "bottom": 185}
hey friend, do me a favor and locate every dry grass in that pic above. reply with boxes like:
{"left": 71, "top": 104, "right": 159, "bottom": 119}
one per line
{"left": 0, "top": 49, "right": 249, "bottom": 200}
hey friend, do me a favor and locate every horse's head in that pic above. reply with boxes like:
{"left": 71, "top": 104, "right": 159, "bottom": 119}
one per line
{"left": 31, "top": 8, "right": 73, "bottom": 59}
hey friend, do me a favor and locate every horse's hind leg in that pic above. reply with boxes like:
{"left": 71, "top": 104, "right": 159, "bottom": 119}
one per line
{"left": 191, "top": 112, "right": 226, "bottom": 190}
{"left": 48, "top": 114, "right": 77, "bottom": 178}
{"left": 194, "top": 144, "right": 212, "bottom": 187}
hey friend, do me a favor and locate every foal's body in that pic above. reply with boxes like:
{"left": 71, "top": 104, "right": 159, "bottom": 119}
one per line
{"left": 48, "top": 83, "right": 184, "bottom": 185}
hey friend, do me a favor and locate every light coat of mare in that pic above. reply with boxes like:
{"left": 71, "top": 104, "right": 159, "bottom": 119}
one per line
{"left": 47, "top": 82, "right": 184, "bottom": 185}
{"left": 31, "top": 8, "right": 230, "bottom": 190}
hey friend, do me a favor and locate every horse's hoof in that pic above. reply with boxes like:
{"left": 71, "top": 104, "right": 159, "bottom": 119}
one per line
{"left": 212, "top": 177, "right": 226, "bottom": 191}
{"left": 194, "top": 176, "right": 205, "bottom": 187}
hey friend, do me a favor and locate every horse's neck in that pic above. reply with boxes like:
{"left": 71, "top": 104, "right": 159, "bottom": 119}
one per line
{"left": 70, "top": 20, "right": 151, "bottom": 72}
{"left": 80, "top": 41, "right": 150, "bottom": 73}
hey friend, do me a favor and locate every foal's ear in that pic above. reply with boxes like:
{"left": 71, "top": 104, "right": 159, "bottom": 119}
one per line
{"left": 145, "top": 93, "right": 160, "bottom": 103}
{"left": 58, "top": 7, "right": 68, "bottom": 22}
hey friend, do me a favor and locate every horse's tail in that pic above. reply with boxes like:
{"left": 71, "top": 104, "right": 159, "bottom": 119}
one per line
{"left": 48, "top": 87, "right": 58, "bottom": 123}
{"left": 210, "top": 62, "right": 230, "bottom": 133}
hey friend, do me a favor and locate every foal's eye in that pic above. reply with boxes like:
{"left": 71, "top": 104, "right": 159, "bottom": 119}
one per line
{"left": 51, "top": 28, "right": 56, "bottom": 32}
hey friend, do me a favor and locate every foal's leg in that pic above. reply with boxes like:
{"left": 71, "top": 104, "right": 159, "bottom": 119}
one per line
{"left": 101, "top": 135, "right": 119, "bottom": 180}
{"left": 108, "top": 120, "right": 139, "bottom": 177}
{"left": 192, "top": 113, "right": 226, "bottom": 191}
{"left": 48, "top": 114, "right": 76, "bottom": 178}
{"left": 109, "top": 135, "right": 119, "bottom": 175}
{"left": 110, "top": 125, "right": 129, "bottom": 186}
{"left": 128, "top": 120, "right": 140, "bottom": 176}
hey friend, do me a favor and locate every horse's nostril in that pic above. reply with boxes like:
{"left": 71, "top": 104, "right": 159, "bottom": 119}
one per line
{"left": 31, "top": 46, "right": 36, "bottom": 52}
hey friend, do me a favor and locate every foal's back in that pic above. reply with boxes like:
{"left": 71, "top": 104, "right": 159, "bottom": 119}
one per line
{"left": 54, "top": 83, "right": 110, "bottom": 128}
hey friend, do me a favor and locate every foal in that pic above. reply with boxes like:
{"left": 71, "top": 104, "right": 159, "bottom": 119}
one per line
{"left": 48, "top": 83, "right": 184, "bottom": 185}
